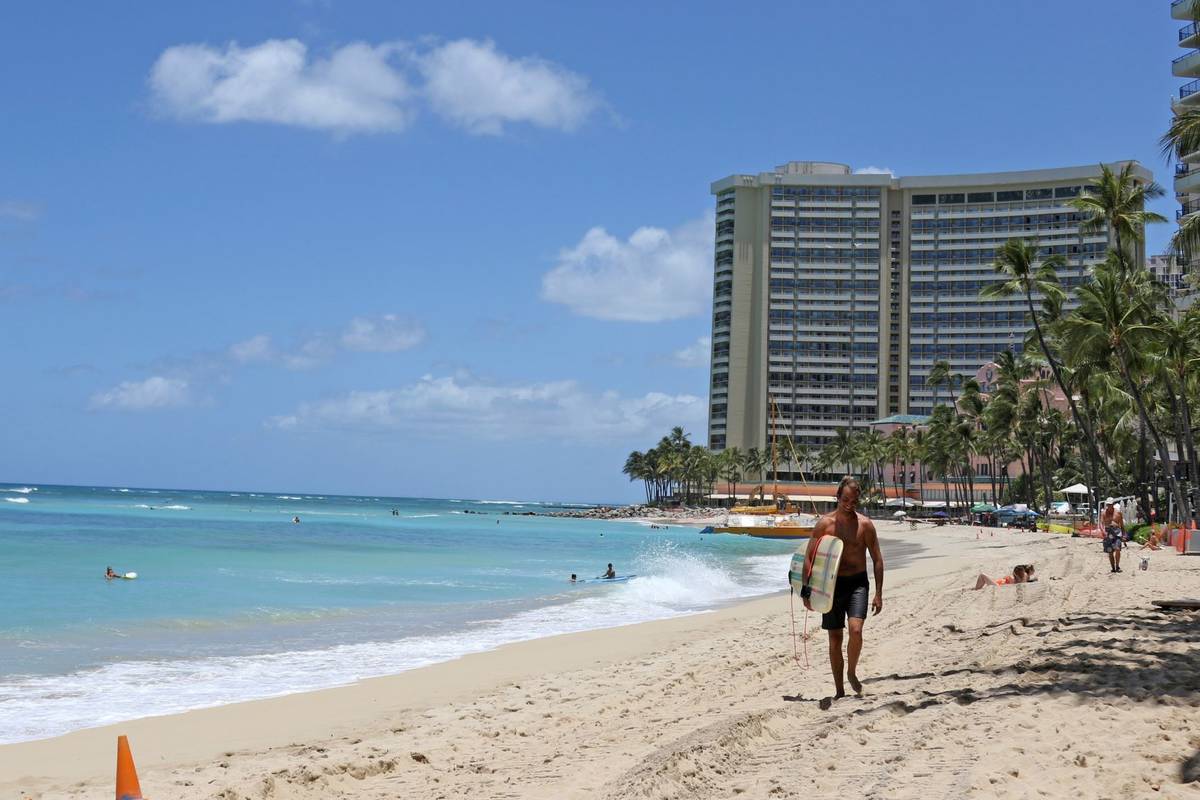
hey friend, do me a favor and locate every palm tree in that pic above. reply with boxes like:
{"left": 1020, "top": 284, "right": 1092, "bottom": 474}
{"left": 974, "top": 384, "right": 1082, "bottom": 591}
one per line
{"left": 718, "top": 447, "right": 743, "bottom": 506}
{"left": 1067, "top": 162, "right": 1166, "bottom": 268}
{"left": 981, "top": 239, "right": 1117, "bottom": 494}
{"left": 1060, "top": 257, "right": 1191, "bottom": 522}
{"left": 1158, "top": 307, "right": 1200, "bottom": 521}
{"left": 827, "top": 428, "right": 857, "bottom": 476}
{"left": 623, "top": 451, "right": 650, "bottom": 504}
{"left": 928, "top": 359, "right": 952, "bottom": 409}
{"left": 1161, "top": 107, "right": 1200, "bottom": 260}
{"left": 788, "top": 439, "right": 811, "bottom": 481}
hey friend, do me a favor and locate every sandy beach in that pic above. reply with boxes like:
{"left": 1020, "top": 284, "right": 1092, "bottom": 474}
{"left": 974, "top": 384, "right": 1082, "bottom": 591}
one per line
{"left": 4, "top": 521, "right": 1198, "bottom": 799}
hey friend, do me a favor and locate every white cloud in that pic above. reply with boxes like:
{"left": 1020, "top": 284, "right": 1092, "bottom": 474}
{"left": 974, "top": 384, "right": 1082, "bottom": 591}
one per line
{"left": 268, "top": 374, "right": 703, "bottom": 441}
{"left": 541, "top": 214, "right": 714, "bottom": 322}
{"left": 100, "top": 314, "right": 424, "bottom": 409}
{"left": 670, "top": 336, "right": 711, "bottom": 368}
{"left": 340, "top": 314, "right": 426, "bottom": 352}
{"left": 149, "top": 39, "right": 414, "bottom": 133}
{"left": 281, "top": 336, "right": 337, "bottom": 371}
{"left": 228, "top": 334, "right": 275, "bottom": 364}
{"left": 853, "top": 166, "right": 895, "bottom": 177}
{"left": 0, "top": 201, "right": 41, "bottom": 222}
{"left": 90, "top": 376, "right": 191, "bottom": 411}
{"left": 418, "top": 39, "right": 599, "bottom": 135}
{"left": 148, "top": 37, "right": 602, "bottom": 137}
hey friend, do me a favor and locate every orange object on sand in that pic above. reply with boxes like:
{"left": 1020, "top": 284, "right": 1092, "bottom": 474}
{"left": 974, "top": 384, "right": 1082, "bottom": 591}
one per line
{"left": 116, "top": 735, "right": 143, "bottom": 800}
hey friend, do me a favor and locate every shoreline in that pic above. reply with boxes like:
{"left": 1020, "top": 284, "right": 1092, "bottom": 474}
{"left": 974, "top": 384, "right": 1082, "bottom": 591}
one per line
{"left": 6, "top": 521, "right": 1198, "bottom": 799}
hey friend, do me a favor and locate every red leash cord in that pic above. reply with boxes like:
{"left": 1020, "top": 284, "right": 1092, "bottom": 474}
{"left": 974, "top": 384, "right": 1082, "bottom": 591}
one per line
{"left": 789, "top": 588, "right": 810, "bottom": 669}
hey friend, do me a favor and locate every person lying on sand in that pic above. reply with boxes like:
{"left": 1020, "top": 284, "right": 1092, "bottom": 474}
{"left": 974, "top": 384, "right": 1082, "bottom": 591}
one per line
{"left": 974, "top": 564, "right": 1029, "bottom": 589}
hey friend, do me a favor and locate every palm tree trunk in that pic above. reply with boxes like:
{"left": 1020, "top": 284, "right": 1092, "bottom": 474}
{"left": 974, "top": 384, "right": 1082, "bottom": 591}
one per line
{"left": 1039, "top": 444, "right": 1053, "bottom": 515}
{"left": 1165, "top": 384, "right": 1191, "bottom": 521}
{"left": 1024, "top": 293, "right": 1121, "bottom": 485}
{"left": 1165, "top": 375, "right": 1199, "bottom": 524}
{"left": 1180, "top": 386, "right": 1200, "bottom": 524}
{"left": 1116, "top": 351, "right": 1189, "bottom": 523}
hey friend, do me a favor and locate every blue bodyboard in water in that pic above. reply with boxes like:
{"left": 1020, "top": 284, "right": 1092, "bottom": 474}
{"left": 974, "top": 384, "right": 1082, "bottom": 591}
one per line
{"left": 577, "top": 575, "right": 636, "bottom": 585}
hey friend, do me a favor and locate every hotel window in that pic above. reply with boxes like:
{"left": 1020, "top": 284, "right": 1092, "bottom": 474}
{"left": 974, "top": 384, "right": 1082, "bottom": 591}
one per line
{"left": 1026, "top": 188, "right": 1053, "bottom": 200}
{"left": 1054, "top": 186, "right": 1081, "bottom": 198}
{"left": 968, "top": 192, "right": 994, "bottom": 203}
{"left": 997, "top": 190, "right": 1022, "bottom": 202}
{"left": 912, "top": 194, "right": 936, "bottom": 206}
{"left": 938, "top": 193, "right": 965, "bottom": 205}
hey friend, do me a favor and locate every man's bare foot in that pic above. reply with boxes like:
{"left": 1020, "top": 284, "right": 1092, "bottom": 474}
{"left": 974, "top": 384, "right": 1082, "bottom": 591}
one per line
{"left": 848, "top": 674, "right": 863, "bottom": 696}
{"left": 818, "top": 690, "right": 847, "bottom": 711}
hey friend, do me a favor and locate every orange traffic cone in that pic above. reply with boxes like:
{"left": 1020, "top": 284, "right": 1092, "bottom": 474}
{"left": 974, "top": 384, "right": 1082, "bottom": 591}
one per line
{"left": 115, "top": 735, "right": 143, "bottom": 800}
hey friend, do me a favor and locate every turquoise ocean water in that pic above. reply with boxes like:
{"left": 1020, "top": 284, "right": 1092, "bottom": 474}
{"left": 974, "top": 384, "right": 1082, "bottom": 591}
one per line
{"left": 0, "top": 483, "right": 796, "bottom": 744}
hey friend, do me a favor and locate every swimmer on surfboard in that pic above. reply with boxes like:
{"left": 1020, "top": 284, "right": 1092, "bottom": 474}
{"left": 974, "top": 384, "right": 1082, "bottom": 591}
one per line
{"left": 801, "top": 476, "right": 884, "bottom": 701}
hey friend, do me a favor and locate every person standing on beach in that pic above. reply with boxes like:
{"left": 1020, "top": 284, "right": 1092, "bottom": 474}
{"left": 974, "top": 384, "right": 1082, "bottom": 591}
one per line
{"left": 1101, "top": 497, "right": 1125, "bottom": 573}
{"left": 802, "top": 476, "right": 884, "bottom": 701}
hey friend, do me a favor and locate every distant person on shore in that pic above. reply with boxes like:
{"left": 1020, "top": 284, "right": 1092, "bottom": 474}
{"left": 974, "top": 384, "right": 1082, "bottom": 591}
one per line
{"left": 1101, "top": 498, "right": 1124, "bottom": 573}
{"left": 974, "top": 564, "right": 1029, "bottom": 589}
{"left": 801, "top": 476, "right": 884, "bottom": 703}
{"left": 602, "top": 563, "right": 616, "bottom": 579}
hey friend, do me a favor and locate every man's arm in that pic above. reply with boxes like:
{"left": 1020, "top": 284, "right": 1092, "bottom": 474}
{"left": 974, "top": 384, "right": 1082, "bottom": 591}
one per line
{"left": 865, "top": 518, "right": 884, "bottom": 615}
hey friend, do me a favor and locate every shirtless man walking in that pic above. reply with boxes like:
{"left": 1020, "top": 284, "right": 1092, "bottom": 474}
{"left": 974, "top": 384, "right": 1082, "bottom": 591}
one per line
{"left": 801, "top": 476, "right": 884, "bottom": 701}
{"left": 1101, "top": 497, "right": 1125, "bottom": 573}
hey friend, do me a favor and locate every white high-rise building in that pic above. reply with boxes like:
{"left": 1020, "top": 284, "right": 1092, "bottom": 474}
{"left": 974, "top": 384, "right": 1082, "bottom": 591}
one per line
{"left": 708, "top": 161, "right": 1150, "bottom": 458}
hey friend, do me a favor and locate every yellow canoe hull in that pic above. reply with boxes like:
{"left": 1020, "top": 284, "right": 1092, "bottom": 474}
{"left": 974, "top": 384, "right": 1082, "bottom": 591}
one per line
{"left": 711, "top": 526, "right": 813, "bottom": 540}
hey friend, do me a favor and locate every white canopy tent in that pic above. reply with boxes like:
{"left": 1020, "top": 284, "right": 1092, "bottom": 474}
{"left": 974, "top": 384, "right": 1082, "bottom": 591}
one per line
{"left": 1058, "top": 483, "right": 1090, "bottom": 495}
{"left": 884, "top": 497, "right": 919, "bottom": 508}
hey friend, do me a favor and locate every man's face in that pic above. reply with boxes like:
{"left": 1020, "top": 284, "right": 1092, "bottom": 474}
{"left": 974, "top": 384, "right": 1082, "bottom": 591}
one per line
{"left": 838, "top": 483, "right": 859, "bottom": 512}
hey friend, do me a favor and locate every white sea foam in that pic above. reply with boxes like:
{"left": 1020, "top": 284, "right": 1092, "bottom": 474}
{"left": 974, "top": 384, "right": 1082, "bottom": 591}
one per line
{"left": 4, "top": 497, "right": 30, "bottom": 504}
{"left": 0, "top": 545, "right": 787, "bottom": 744}
{"left": 402, "top": 513, "right": 439, "bottom": 518}
{"left": 1, "top": 487, "right": 37, "bottom": 494}
{"left": 132, "top": 504, "right": 191, "bottom": 511}
{"left": 276, "top": 496, "right": 303, "bottom": 500}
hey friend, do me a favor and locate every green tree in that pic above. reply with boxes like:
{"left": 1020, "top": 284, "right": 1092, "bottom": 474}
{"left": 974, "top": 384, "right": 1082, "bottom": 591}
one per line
{"left": 1060, "top": 257, "right": 1191, "bottom": 522}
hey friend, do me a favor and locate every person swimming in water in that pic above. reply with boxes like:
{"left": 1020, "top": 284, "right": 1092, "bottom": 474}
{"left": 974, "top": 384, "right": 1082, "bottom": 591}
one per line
{"left": 602, "top": 563, "right": 616, "bottom": 579}
{"left": 106, "top": 566, "right": 120, "bottom": 580}
{"left": 570, "top": 573, "right": 578, "bottom": 583}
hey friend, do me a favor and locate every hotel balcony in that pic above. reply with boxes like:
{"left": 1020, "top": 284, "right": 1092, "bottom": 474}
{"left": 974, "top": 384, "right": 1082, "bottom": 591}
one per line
{"left": 1178, "top": 198, "right": 1200, "bottom": 220}
{"left": 1178, "top": 78, "right": 1200, "bottom": 107}
{"left": 1173, "top": 49, "right": 1200, "bottom": 77}
{"left": 1183, "top": 21, "right": 1200, "bottom": 47}
{"left": 1174, "top": 0, "right": 1198, "bottom": 21}
{"left": 1177, "top": 165, "right": 1200, "bottom": 195}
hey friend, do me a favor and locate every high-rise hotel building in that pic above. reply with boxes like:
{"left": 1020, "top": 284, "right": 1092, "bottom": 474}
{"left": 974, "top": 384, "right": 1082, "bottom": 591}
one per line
{"left": 1174, "top": 1, "right": 1200, "bottom": 262}
{"left": 707, "top": 161, "right": 1150, "bottom": 456}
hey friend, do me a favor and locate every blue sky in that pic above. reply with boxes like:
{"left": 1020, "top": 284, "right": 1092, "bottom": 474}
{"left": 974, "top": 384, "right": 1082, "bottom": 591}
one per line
{"left": 0, "top": 1, "right": 1182, "bottom": 502}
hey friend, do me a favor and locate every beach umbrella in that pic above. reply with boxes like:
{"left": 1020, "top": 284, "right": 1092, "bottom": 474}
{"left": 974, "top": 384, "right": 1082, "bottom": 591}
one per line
{"left": 1058, "top": 483, "right": 1089, "bottom": 495}
{"left": 892, "top": 510, "right": 907, "bottom": 518}
{"left": 970, "top": 503, "right": 996, "bottom": 513}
